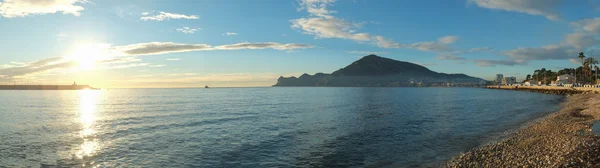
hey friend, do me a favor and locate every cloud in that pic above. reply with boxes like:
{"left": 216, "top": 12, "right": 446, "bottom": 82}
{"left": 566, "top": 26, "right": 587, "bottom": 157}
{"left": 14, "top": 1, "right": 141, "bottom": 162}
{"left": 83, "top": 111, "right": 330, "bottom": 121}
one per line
{"left": 504, "top": 44, "right": 575, "bottom": 62}
{"left": 486, "top": 17, "right": 600, "bottom": 66}
{"left": 112, "top": 42, "right": 314, "bottom": 55}
{"left": 214, "top": 42, "right": 315, "bottom": 50}
{"left": 407, "top": 41, "right": 453, "bottom": 52}
{"left": 0, "top": 0, "right": 86, "bottom": 18}
{"left": 291, "top": 1, "right": 457, "bottom": 52}
{"left": 468, "top": 0, "right": 562, "bottom": 20}
{"left": 113, "top": 42, "right": 212, "bottom": 56}
{"left": 473, "top": 59, "right": 522, "bottom": 67}
{"left": 298, "top": 0, "right": 337, "bottom": 18}
{"left": 436, "top": 54, "right": 465, "bottom": 60}
{"left": 99, "top": 57, "right": 141, "bottom": 64}
{"left": 438, "top": 36, "right": 459, "bottom": 44}
{"left": 1, "top": 61, "right": 25, "bottom": 68}
{"left": 0, "top": 57, "right": 76, "bottom": 77}
{"left": 415, "top": 62, "right": 438, "bottom": 66}
{"left": 291, "top": 17, "right": 371, "bottom": 41}
{"left": 0, "top": 40, "right": 317, "bottom": 77}
{"left": 176, "top": 27, "right": 200, "bottom": 34}
{"left": 571, "top": 18, "right": 600, "bottom": 34}
{"left": 102, "top": 63, "right": 150, "bottom": 70}
{"left": 569, "top": 58, "right": 581, "bottom": 65}
{"left": 468, "top": 47, "right": 492, "bottom": 52}
{"left": 564, "top": 33, "right": 599, "bottom": 49}
{"left": 346, "top": 51, "right": 388, "bottom": 55}
{"left": 140, "top": 11, "right": 198, "bottom": 21}
{"left": 373, "top": 36, "right": 456, "bottom": 52}
{"left": 373, "top": 36, "right": 402, "bottom": 48}
{"left": 223, "top": 32, "right": 238, "bottom": 36}
{"left": 90, "top": 41, "right": 316, "bottom": 57}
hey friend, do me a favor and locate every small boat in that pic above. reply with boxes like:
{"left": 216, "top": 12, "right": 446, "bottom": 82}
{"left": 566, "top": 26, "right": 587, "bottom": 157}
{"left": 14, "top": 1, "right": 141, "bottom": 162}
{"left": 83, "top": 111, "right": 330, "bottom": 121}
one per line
{"left": 205, "top": 85, "right": 209, "bottom": 88}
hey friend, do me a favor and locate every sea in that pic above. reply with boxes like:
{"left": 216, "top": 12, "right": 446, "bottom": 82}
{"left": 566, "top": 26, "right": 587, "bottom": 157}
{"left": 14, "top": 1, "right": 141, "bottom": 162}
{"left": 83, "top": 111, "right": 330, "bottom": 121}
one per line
{"left": 0, "top": 87, "right": 563, "bottom": 167}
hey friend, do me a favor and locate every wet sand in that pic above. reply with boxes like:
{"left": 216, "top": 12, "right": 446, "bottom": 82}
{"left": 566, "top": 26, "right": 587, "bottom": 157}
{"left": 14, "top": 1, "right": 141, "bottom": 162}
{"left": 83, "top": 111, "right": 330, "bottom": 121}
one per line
{"left": 447, "top": 94, "right": 600, "bottom": 167}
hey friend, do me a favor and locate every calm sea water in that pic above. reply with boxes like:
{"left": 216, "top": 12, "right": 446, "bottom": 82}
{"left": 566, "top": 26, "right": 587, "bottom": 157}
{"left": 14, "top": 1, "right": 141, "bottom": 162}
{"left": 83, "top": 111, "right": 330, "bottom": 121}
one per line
{"left": 0, "top": 87, "right": 563, "bottom": 167}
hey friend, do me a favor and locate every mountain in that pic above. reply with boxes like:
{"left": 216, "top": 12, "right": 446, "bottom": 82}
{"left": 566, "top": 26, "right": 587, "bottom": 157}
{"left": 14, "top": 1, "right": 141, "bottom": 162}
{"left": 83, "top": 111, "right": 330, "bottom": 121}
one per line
{"left": 273, "top": 55, "right": 487, "bottom": 87}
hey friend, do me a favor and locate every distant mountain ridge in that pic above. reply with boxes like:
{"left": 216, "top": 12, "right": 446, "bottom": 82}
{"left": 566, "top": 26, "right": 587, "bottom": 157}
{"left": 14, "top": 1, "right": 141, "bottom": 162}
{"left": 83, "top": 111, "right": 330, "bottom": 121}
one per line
{"left": 274, "top": 55, "right": 486, "bottom": 87}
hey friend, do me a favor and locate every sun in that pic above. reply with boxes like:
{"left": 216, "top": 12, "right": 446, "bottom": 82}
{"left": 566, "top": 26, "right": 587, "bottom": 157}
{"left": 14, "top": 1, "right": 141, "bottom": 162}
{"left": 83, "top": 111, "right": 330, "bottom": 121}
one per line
{"left": 67, "top": 43, "right": 110, "bottom": 70}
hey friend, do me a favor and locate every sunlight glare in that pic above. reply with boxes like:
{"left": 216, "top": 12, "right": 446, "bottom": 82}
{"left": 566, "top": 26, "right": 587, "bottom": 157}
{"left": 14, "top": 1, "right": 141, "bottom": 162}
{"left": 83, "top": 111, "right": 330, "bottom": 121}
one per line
{"left": 67, "top": 43, "right": 110, "bottom": 70}
{"left": 76, "top": 90, "right": 103, "bottom": 159}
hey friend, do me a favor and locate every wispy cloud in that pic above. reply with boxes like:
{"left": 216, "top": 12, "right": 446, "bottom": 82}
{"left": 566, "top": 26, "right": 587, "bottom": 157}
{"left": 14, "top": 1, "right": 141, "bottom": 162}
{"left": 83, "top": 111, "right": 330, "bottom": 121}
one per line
{"left": 473, "top": 59, "right": 523, "bottom": 67}
{"left": 102, "top": 63, "right": 150, "bottom": 70}
{"left": 112, "top": 41, "right": 315, "bottom": 56}
{"left": 438, "top": 36, "right": 459, "bottom": 44}
{"left": 436, "top": 54, "right": 466, "bottom": 60}
{"left": 373, "top": 35, "right": 458, "bottom": 52}
{"left": 476, "top": 17, "right": 600, "bottom": 66}
{"left": 0, "top": 0, "right": 86, "bottom": 18}
{"left": 468, "top": 47, "right": 492, "bottom": 52}
{"left": 140, "top": 11, "right": 199, "bottom": 21}
{"left": 467, "top": 0, "right": 562, "bottom": 20}
{"left": 214, "top": 42, "right": 314, "bottom": 50}
{"left": 569, "top": 58, "right": 581, "bottom": 65}
{"left": 176, "top": 27, "right": 200, "bottom": 34}
{"left": 223, "top": 32, "right": 238, "bottom": 36}
{"left": 291, "top": 0, "right": 457, "bottom": 52}
{"left": 0, "top": 40, "right": 316, "bottom": 78}
{"left": 0, "top": 57, "right": 76, "bottom": 77}
{"left": 346, "top": 51, "right": 388, "bottom": 55}
{"left": 99, "top": 57, "right": 142, "bottom": 64}
{"left": 113, "top": 42, "right": 213, "bottom": 56}
{"left": 149, "top": 64, "right": 166, "bottom": 68}
{"left": 416, "top": 62, "right": 438, "bottom": 66}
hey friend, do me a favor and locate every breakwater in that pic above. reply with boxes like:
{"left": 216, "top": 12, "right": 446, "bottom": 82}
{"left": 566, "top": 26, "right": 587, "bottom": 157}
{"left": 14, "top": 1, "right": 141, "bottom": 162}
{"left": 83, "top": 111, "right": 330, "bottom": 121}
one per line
{"left": 485, "top": 86, "right": 599, "bottom": 95}
{"left": 0, "top": 85, "right": 97, "bottom": 90}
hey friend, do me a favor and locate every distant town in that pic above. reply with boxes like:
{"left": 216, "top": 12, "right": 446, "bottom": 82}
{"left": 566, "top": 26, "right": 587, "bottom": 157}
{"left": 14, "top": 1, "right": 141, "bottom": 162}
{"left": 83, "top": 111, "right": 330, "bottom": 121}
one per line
{"left": 494, "top": 52, "right": 597, "bottom": 88}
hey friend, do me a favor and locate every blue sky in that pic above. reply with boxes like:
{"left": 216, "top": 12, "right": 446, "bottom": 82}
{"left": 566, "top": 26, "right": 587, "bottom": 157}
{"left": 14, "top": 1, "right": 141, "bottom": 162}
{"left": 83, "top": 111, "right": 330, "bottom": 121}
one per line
{"left": 0, "top": 0, "right": 599, "bottom": 88}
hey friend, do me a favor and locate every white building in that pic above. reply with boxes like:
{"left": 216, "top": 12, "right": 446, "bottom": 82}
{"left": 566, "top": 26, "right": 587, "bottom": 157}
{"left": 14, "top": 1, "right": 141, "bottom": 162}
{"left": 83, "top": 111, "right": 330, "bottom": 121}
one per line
{"left": 496, "top": 74, "right": 504, "bottom": 85}
{"left": 502, "top": 76, "right": 517, "bottom": 85}
{"left": 524, "top": 80, "right": 537, "bottom": 86}
{"left": 556, "top": 74, "right": 576, "bottom": 84}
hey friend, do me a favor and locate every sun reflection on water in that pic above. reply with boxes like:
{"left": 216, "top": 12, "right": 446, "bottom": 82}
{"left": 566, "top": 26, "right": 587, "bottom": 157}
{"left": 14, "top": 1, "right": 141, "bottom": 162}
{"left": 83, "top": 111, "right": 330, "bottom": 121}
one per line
{"left": 75, "top": 90, "right": 103, "bottom": 161}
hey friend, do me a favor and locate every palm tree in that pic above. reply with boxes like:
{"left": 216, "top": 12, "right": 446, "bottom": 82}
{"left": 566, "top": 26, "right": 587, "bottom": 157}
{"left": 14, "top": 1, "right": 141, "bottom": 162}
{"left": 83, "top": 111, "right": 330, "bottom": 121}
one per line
{"left": 579, "top": 52, "right": 586, "bottom": 83}
{"left": 585, "top": 57, "right": 598, "bottom": 84}
{"left": 591, "top": 57, "right": 598, "bottom": 83}
{"left": 594, "top": 65, "right": 598, "bottom": 84}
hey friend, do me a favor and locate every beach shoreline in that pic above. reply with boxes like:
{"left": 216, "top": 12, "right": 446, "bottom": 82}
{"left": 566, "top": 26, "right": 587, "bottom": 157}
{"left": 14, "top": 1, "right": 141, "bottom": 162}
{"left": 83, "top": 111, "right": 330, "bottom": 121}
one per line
{"left": 446, "top": 94, "right": 600, "bottom": 167}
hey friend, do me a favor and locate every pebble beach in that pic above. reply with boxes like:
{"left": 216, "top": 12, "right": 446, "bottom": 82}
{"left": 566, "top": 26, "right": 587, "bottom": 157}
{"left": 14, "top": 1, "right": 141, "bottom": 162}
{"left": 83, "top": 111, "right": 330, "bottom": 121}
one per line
{"left": 447, "top": 94, "right": 600, "bottom": 167}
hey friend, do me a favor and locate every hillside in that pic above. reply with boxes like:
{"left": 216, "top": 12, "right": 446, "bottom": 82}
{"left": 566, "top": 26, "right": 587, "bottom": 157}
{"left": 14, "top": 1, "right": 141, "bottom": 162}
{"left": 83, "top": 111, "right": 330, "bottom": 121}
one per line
{"left": 273, "top": 55, "right": 486, "bottom": 87}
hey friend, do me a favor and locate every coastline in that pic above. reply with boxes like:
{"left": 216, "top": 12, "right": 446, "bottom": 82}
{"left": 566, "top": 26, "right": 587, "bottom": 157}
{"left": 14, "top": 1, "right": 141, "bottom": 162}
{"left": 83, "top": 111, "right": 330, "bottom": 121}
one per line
{"left": 485, "top": 85, "right": 600, "bottom": 95}
{"left": 446, "top": 93, "right": 600, "bottom": 167}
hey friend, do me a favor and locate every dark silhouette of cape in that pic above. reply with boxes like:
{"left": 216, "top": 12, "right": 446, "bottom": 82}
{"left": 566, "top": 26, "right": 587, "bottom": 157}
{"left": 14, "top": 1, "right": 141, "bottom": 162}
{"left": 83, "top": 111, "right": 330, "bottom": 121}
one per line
{"left": 273, "top": 54, "right": 486, "bottom": 87}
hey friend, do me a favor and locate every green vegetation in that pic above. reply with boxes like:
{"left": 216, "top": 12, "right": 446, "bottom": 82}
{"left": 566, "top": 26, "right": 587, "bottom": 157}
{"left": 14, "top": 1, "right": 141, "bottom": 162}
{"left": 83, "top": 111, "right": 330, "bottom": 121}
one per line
{"left": 522, "top": 52, "right": 599, "bottom": 84}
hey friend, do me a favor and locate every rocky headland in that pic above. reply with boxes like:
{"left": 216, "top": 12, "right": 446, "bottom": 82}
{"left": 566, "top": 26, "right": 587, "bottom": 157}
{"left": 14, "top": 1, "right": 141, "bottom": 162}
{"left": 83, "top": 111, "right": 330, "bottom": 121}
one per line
{"left": 273, "top": 55, "right": 487, "bottom": 87}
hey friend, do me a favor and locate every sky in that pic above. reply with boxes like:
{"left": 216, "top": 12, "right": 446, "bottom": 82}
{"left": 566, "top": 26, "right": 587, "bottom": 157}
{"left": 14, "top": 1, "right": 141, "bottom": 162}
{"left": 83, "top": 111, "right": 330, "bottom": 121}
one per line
{"left": 1, "top": 0, "right": 600, "bottom": 88}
